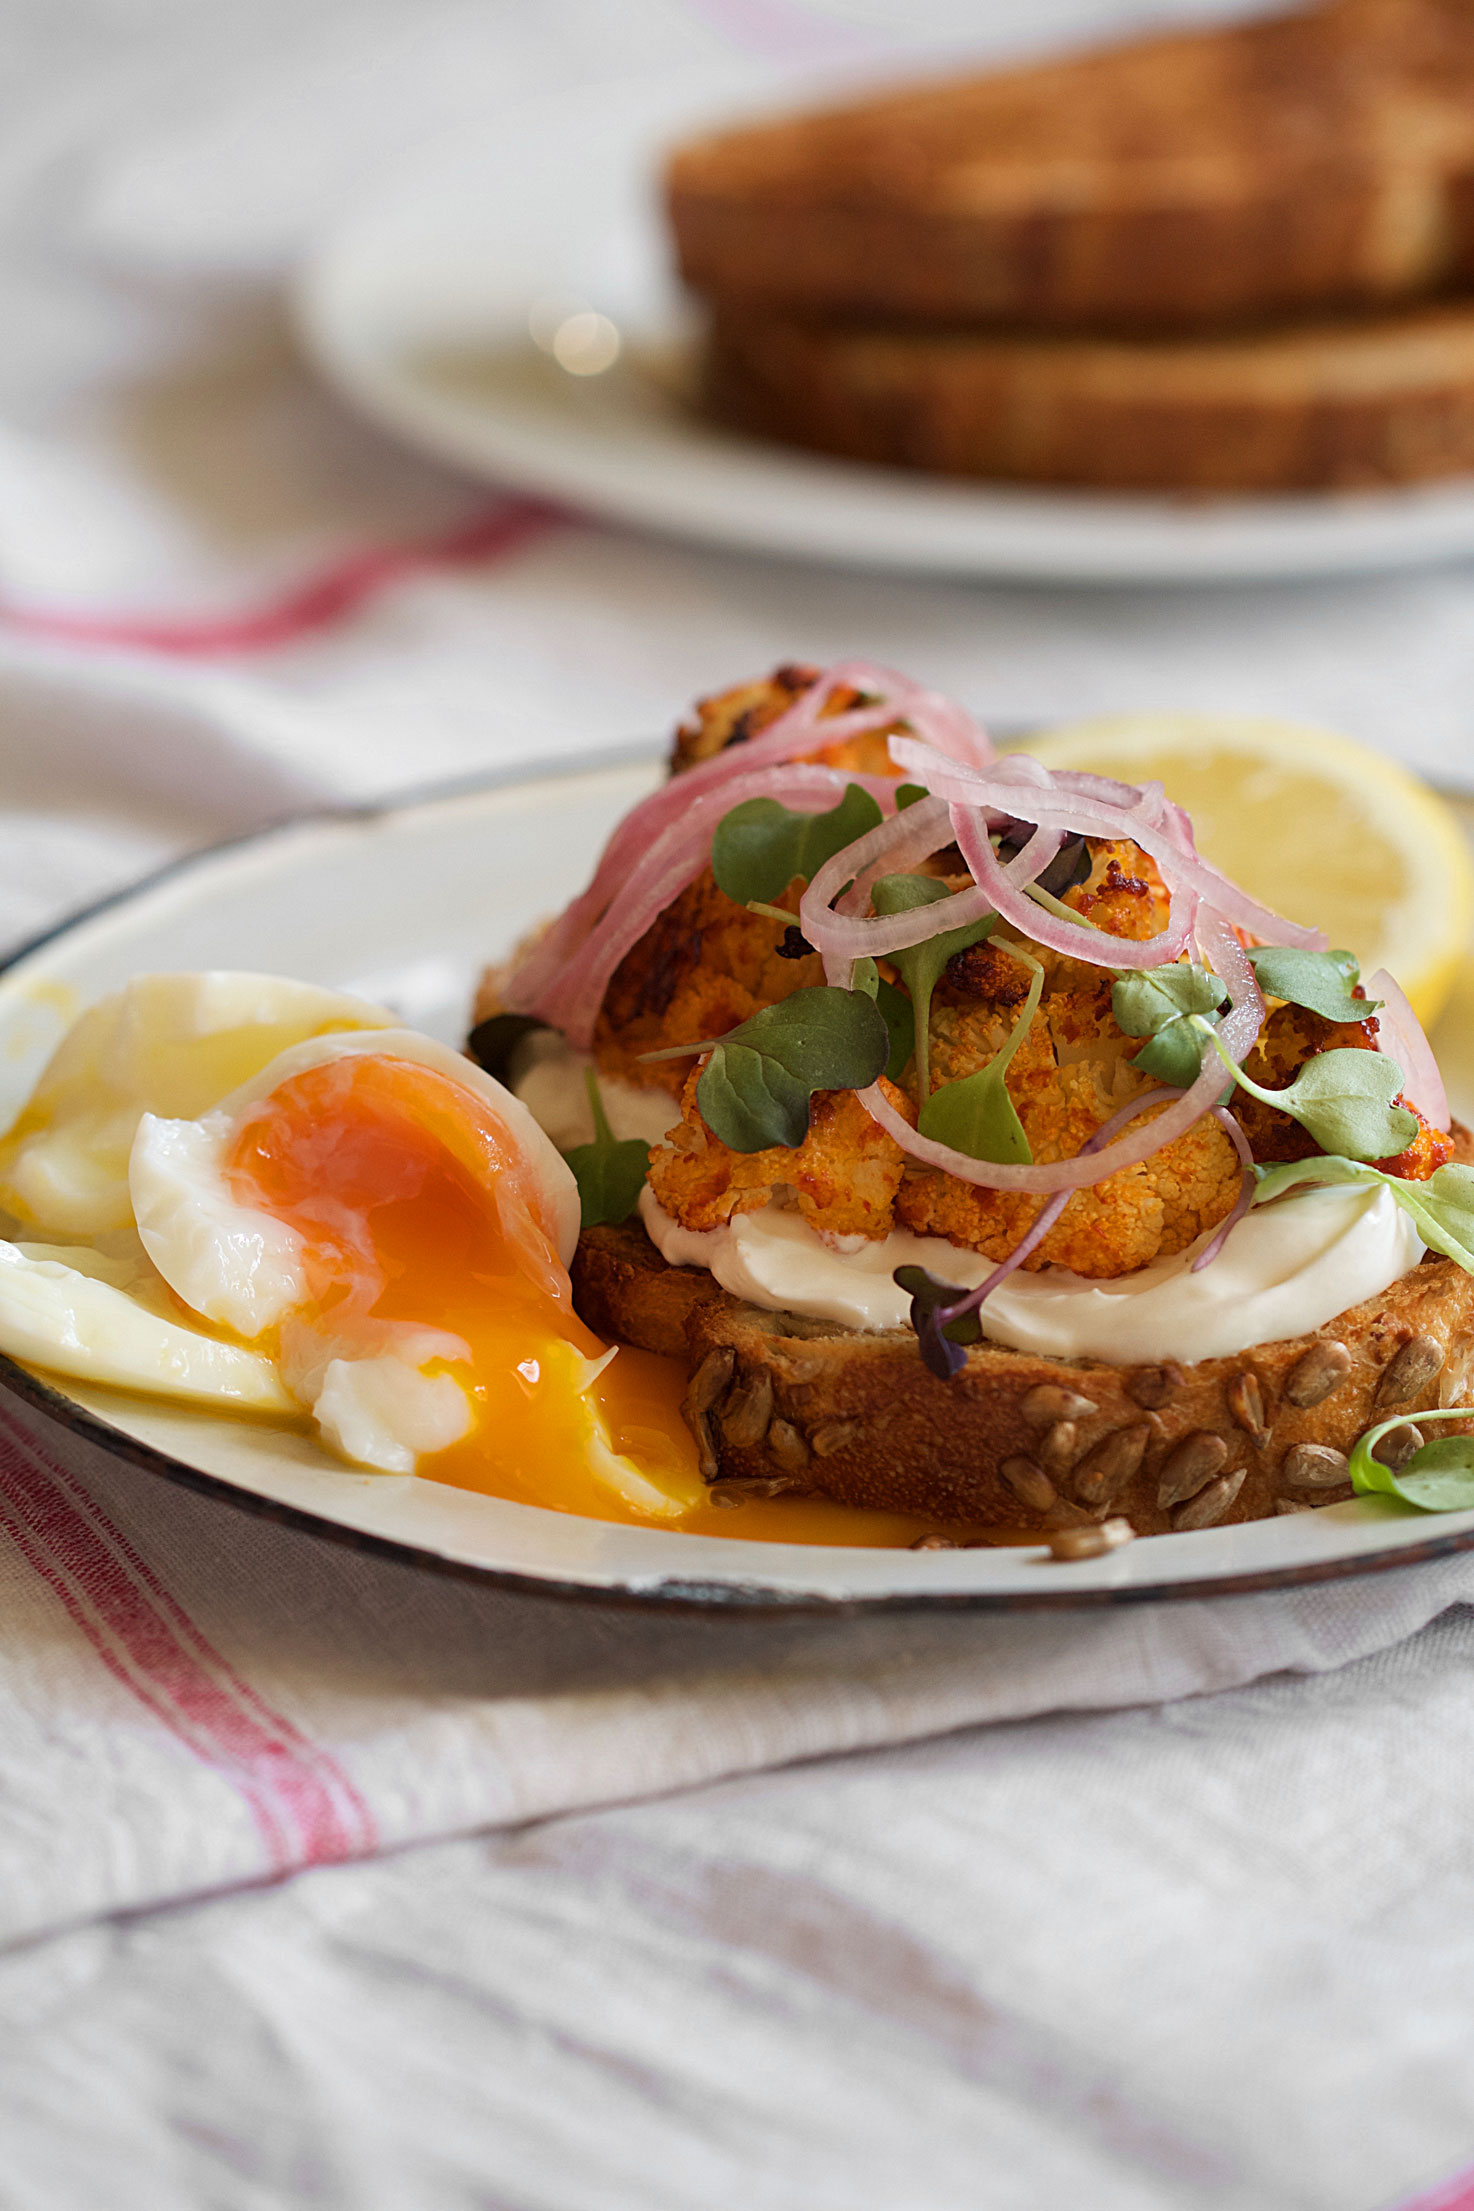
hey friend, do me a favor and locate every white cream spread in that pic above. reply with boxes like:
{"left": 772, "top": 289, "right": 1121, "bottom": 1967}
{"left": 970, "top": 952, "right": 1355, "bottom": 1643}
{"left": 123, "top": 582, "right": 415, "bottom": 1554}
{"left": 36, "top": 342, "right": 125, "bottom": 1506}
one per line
{"left": 639, "top": 1184, "right": 1423, "bottom": 1364}
{"left": 512, "top": 1032, "right": 678, "bottom": 1151}
{"left": 512, "top": 1033, "right": 1426, "bottom": 1366}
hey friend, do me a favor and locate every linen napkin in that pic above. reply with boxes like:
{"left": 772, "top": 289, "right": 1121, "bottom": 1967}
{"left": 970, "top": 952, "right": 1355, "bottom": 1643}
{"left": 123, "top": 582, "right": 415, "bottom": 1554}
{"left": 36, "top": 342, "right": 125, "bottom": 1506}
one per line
{"left": 10, "top": 1386, "right": 1474, "bottom": 1958}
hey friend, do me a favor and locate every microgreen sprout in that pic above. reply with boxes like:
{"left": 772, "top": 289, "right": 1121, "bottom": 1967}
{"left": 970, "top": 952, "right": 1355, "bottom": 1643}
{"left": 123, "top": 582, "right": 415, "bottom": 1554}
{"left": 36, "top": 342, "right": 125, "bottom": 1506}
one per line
{"left": 1350, "top": 1407, "right": 1474, "bottom": 1513}
{"left": 918, "top": 951, "right": 1044, "bottom": 1167}
{"left": 561, "top": 1069, "right": 652, "bottom": 1229}
{"left": 640, "top": 986, "right": 890, "bottom": 1152}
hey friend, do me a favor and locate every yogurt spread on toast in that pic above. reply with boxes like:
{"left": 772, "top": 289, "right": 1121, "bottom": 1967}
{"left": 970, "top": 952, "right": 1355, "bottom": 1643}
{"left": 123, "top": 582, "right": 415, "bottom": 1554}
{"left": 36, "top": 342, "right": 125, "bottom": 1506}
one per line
{"left": 638, "top": 1180, "right": 1424, "bottom": 1365}
{"left": 514, "top": 1031, "right": 1426, "bottom": 1362}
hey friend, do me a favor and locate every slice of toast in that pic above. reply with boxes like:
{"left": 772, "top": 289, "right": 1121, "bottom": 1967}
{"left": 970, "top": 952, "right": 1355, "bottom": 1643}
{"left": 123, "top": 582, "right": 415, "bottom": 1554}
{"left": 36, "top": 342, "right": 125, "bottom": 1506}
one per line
{"left": 703, "top": 297, "right": 1474, "bottom": 491}
{"left": 666, "top": 0, "right": 1474, "bottom": 333}
{"left": 573, "top": 1218, "right": 1474, "bottom": 1536}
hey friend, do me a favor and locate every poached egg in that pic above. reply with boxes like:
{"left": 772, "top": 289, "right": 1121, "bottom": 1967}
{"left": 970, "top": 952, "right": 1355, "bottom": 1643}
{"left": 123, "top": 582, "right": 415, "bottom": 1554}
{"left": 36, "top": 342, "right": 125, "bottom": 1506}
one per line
{"left": 0, "top": 974, "right": 702, "bottom": 1518}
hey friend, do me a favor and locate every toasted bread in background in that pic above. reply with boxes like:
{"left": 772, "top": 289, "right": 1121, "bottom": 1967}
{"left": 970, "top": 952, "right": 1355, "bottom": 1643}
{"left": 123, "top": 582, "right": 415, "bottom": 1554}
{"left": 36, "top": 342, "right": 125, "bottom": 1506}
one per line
{"left": 573, "top": 1217, "right": 1474, "bottom": 1536}
{"left": 704, "top": 297, "right": 1474, "bottom": 491}
{"left": 667, "top": 0, "right": 1474, "bottom": 335}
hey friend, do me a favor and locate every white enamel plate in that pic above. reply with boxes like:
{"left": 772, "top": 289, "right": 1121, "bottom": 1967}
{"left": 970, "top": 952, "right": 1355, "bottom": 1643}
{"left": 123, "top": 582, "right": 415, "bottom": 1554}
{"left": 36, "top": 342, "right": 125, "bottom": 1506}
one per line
{"left": 297, "top": 70, "right": 1474, "bottom": 588}
{"left": 3, "top": 760, "right": 1473, "bottom": 1610}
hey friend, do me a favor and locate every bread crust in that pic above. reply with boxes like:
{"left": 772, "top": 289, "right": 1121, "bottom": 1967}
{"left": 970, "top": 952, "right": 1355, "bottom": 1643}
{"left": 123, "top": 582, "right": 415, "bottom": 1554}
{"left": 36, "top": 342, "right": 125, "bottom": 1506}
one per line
{"left": 703, "top": 298, "right": 1474, "bottom": 493}
{"left": 666, "top": 0, "right": 1474, "bottom": 332}
{"left": 573, "top": 1218, "right": 1474, "bottom": 1535}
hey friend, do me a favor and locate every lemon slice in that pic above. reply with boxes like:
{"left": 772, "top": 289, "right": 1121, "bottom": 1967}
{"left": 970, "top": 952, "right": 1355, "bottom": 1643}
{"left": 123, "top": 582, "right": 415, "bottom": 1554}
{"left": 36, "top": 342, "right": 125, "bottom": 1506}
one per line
{"left": 1014, "top": 713, "right": 1474, "bottom": 1028}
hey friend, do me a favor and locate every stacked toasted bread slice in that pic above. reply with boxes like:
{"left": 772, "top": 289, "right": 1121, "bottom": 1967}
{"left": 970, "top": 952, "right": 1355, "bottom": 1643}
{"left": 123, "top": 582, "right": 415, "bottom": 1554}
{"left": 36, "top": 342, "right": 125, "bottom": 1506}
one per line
{"left": 666, "top": 0, "right": 1474, "bottom": 492}
{"left": 704, "top": 298, "right": 1474, "bottom": 493}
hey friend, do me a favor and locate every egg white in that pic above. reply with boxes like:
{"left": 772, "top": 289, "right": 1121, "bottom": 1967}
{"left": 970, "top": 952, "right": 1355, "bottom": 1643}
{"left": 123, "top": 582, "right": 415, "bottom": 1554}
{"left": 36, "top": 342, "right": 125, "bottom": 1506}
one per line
{"left": 312, "top": 1352, "right": 473, "bottom": 1476}
{"left": 0, "top": 1240, "right": 292, "bottom": 1410}
{"left": 0, "top": 995, "right": 698, "bottom": 1508}
{"left": 125, "top": 1027, "right": 586, "bottom": 1474}
{"left": 180, "top": 1026, "right": 582, "bottom": 1268}
{"left": 0, "top": 972, "right": 396, "bottom": 1238}
{"left": 130, "top": 1114, "right": 307, "bottom": 1338}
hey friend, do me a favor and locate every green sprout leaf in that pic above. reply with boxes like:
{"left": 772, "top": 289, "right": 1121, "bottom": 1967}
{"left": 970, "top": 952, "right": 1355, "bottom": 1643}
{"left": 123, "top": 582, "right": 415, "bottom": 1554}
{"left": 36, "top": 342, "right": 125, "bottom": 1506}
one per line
{"left": 1350, "top": 1408, "right": 1474, "bottom": 1512}
{"left": 1253, "top": 1156, "right": 1474, "bottom": 1274}
{"left": 1112, "top": 964, "right": 1226, "bottom": 1088}
{"left": 917, "top": 957, "right": 1044, "bottom": 1166}
{"left": 1195, "top": 1021, "right": 1417, "bottom": 1162}
{"left": 561, "top": 1069, "right": 651, "bottom": 1229}
{"left": 1247, "top": 945, "right": 1374, "bottom": 1024}
{"left": 896, "top": 783, "right": 929, "bottom": 811}
{"left": 1133, "top": 1018, "right": 1212, "bottom": 1086}
{"left": 871, "top": 874, "right": 994, "bottom": 1103}
{"left": 1112, "top": 962, "right": 1226, "bottom": 1038}
{"left": 854, "top": 959, "right": 917, "bottom": 1084}
{"left": 647, "top": 986, "right": 889, "bottom": 1152}
{"left": 712, "top": 784, "right": 883, "bottom": 908}
{"left": 1409, "top": 1161, "right": 1474, "bottom": 1264}
{"left": 1268, "top": 1049, "right": 1417, "bottom": 1160}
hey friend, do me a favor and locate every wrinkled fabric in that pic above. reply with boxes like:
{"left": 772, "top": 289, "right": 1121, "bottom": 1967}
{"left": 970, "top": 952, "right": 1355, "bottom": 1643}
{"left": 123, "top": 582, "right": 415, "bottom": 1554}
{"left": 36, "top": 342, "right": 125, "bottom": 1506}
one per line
{"left": 5, "top": 1, "right": 1474, "bottom": 2206}
{"left": 5, "top": 1407, "right": 1474, "bottom": 2211}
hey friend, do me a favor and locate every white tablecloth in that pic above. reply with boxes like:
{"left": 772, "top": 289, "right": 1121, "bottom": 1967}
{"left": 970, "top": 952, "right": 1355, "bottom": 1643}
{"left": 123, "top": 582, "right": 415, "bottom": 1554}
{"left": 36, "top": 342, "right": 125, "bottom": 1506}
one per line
{"left": 5, "top": 3, "right": 1474, "bottom": 2205}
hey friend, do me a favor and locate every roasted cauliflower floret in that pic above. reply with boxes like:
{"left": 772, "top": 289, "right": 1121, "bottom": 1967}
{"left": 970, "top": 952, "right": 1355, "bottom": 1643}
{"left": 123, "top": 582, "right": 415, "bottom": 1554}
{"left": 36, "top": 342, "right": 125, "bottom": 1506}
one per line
{"left": 899, "top": 980, "right": 1243, "bottom": 1278}
{"left": 671, "top": 664, "right": 819, "bottom": 770}
{"left": 671, "top": 663, "right": 902, "bottom": 781}
{"left": 1229, "top": 1001, "right": 1452, "bottom": 1179}
{"left": 1065, "top": 844, "right": 1170, "bottom": 942}
{"left": 594, "top": 872, "right": 822, "bottom": 1097}
{"left": 648, "top": 1070, "right": 913, "bottom": 1238}
{"left": 892, "top": 865, "right": 1244, "bottom": 1275}
{"left": 897, "top": 1112, "right": 1239, "bottom": 1279}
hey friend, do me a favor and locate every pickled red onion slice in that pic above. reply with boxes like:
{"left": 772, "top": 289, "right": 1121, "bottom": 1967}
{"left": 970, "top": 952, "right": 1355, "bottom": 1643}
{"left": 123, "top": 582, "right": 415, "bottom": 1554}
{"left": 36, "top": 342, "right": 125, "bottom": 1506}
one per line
{"left": 506, "top": 660, "right": 993, "bottom": 1016}
{"left": 535, "top": 764, "right": 900, "bottom": 1049}
{"left": 800, "top": 795, "right": 996, "bottom": 962}
{"left": 1367, "top": 967, "right": 1449, "bottom": 1132}
{"left": 1192, "top": 1107, "right": 1256, "bottom": 1273}
{"left": 888, "top": 736, "right": 1325, "bottom": 956}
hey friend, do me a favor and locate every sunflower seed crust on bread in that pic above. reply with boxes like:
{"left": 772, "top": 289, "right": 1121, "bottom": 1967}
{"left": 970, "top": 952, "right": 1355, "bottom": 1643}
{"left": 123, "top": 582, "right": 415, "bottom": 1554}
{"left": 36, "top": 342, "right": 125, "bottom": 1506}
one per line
{"left": 666, "top": 0, "right": 1474, "bottom": 334}
{"left": 703, "top": 299, "right": 1474, "bottom": 494}
{"left": 573, "top": 1218, "right": 1474, "bottom": 1535}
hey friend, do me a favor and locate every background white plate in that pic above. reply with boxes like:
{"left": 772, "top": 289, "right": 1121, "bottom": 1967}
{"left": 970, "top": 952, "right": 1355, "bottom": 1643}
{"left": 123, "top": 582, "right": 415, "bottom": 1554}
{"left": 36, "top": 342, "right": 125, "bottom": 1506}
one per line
{"left": 297, "top": 71, "right": 1474, "bottom": 588}
{"left": 3, "top": 759, "right": 1474, "bottom": 1609}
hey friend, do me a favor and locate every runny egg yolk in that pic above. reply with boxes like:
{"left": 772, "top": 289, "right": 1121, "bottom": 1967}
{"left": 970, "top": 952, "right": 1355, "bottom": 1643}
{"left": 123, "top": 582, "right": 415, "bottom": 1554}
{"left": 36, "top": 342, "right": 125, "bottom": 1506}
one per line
{"left": 224, "top": 1053, "right": 700, "bottom": 1517}
{"left": 219, "top": 1053, "right": 977, "bottom": 1547}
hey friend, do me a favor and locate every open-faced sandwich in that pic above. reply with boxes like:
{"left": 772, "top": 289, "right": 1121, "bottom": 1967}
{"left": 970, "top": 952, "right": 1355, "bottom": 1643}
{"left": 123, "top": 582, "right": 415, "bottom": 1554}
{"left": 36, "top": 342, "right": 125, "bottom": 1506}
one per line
{"left": 474, "top": 661, "right": 1474, "bottom": 1541}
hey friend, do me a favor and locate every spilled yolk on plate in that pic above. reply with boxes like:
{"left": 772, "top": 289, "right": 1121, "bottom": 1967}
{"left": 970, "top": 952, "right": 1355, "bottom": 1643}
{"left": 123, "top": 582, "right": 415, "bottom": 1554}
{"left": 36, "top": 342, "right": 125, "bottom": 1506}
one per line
{"left": 223, "top": 1053, "right": 694, "bottom": 1513}
{"left": 223, "top": 1048, "right": 945, "bottom": 1538}
{"left": 225, "top": 1055, "right": 947, "bottom": 1545}
{"left": 0, "top": 974, "right": 979, "bottom": 1549}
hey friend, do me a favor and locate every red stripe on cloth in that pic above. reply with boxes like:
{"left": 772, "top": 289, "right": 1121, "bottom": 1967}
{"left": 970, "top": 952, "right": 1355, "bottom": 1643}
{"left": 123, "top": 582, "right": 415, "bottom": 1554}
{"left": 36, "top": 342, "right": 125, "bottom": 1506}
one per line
{"left": 0, "top": 1416, "right": 376, "bottom": 1875}
{"left": 1395, "top": 2170, "right": 1474, "bottom": 2211}
{"left": 0, "top": 495, "right": 560, "bottom": 658}
{"left": 23, "top": 1419, "right": 377, "bottom": 1852}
